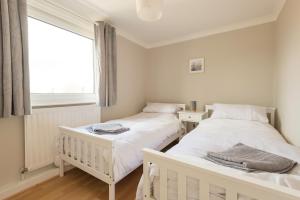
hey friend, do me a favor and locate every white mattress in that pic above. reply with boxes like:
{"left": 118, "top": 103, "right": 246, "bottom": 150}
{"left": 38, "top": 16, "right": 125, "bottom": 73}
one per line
{"left": 136, "top": 118, "right": 300, "bottom": 200}
{"left": 78, "top": 112, "right": 181, "bottom": 182}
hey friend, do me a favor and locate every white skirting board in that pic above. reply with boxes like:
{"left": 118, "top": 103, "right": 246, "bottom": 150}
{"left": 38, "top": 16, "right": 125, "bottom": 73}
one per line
{"left": 0, "top": 168, "right": 59, "bottom": 199}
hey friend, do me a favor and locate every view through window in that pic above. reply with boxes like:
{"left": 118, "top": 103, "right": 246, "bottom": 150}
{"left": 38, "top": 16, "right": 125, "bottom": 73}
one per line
{"left": 28, "top": 17, "right": 95, "bottom": 95}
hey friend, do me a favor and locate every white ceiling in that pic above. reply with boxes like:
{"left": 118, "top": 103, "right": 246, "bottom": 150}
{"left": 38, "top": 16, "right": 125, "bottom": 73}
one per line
{"left": 49, "top": 0, "right": 286, "bottom": 48}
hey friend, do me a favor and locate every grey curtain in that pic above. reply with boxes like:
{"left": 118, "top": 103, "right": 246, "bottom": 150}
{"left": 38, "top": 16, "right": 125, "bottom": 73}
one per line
{"left": 0, "top": 0, "right": 31, "bottom": 117}
{"left": 94, "top": 21, "right": 117, "bottom": 107}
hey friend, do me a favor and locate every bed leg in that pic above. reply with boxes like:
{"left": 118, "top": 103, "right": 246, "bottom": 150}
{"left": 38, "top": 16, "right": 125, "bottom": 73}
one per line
{"left": 59, "top": 159, "right": 64, "bottom": 177}
{"left": 109, "top": 183, "right": 115, "bottom": 200}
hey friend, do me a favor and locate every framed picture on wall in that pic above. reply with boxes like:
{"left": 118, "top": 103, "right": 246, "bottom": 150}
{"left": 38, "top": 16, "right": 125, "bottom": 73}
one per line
{"left": 189, "top": 58, "right": 205, "bottom": 73}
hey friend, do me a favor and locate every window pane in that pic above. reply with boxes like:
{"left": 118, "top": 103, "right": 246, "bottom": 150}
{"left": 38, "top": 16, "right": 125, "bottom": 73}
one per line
{"left": 28, "top": 17, "right": 94, "bottom": 94}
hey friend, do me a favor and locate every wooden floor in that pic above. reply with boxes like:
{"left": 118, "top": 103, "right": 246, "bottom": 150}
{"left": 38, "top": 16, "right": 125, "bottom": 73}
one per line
{"left": 8, "top": 140, "right": 178, "bottom": 200}
{"left": 8, "top": 167, "right": 142, "bottom": 200}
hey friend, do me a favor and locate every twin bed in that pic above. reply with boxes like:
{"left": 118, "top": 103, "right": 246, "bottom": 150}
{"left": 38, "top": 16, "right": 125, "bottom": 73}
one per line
{"left": 59, "top": 103, "right": 300, "bottom": 200}
{"left": 139, "top": 105, "right": 300, "bottom": 200}
{"left": 59, "top": 103, "right": 185, "bottom": 200}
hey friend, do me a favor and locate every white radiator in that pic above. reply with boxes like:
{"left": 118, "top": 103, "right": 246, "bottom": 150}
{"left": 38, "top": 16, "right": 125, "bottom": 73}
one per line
{"left": 25, "top": 105, "right": 101, "bottom": 171}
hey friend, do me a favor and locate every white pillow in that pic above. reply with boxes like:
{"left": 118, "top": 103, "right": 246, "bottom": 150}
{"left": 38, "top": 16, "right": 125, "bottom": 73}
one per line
{"left": 143, "top": 103, "right": 181, "bottom": 114}
{"left": 211, "top": 103, "right": 269, "bottom": 123}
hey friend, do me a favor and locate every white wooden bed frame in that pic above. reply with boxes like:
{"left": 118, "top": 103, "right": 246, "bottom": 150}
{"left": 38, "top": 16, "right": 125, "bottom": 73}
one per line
{"left": 204, "top": 105, "right": 276, "bottom": 127}
{"left": 59, "top": 103, "right": 185, "bottom": 200}
{"left": 142, "top": 105, "right": 300, "bottom": 200}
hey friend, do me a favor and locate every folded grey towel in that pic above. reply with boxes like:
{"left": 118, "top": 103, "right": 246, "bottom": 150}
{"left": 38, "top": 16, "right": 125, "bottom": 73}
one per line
{"left": 87, "top": 123, "right": 130, "bottom": 135}
{"left": 205, "top": 143, "right": 297, "bottom": 173}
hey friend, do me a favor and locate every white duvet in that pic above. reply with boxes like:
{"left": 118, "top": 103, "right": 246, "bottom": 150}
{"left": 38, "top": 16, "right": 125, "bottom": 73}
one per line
{"left": 77, "top": 112, "right": 181, "bottom": 182}
{"left": 136, "top": 118, "right": 300, "bottom": 200}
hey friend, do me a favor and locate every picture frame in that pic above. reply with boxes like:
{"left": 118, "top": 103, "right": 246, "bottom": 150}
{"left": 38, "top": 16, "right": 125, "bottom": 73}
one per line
{"left": 189, "top": 58, "right": 205, "bottom": 73}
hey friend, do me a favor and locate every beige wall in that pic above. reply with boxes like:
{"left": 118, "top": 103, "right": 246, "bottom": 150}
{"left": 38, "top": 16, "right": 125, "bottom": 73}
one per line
{"left": 146, "top": 23, "right": 276, "bottom": 110}
{"left": 0, "top": 117, "right": 24, "bottom": 187}
{"left": 2, "top": 1, "right": 300, "bottom": 191}
{"left": 101, "top": 35, "right": 147, "bottom": 121}
{"left": 275, "top": 0, "right": 300, "bottom": 146}
{"left": 0, "top": 35, "right": 147, "bottom": 189}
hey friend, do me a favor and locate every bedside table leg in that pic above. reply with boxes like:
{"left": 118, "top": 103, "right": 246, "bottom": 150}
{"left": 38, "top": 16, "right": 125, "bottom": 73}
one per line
{"left": 183, "top": 122, "right": 188, "bottom": 136}
{"left": 179, "top": 121, "right": 187, "bottom": 140}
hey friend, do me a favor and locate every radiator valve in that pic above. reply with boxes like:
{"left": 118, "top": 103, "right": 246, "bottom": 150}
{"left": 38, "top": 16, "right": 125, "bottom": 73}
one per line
{"left": 20, "top": 167, "right": 28, "bottom": 180}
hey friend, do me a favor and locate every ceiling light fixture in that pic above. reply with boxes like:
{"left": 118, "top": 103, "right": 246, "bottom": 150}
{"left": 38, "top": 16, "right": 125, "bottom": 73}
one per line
{"left": 136, "top": 0, "right": 163, "bottom": 22}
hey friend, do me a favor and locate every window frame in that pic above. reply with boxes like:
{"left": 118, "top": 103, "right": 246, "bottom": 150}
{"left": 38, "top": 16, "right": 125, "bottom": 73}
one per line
{"left": 27, "top": 2, "right": 98, "bottom": 107}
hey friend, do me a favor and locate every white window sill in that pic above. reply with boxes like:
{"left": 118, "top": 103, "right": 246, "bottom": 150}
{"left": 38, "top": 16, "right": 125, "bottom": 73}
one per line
{"left": 31, "top": 93, "right": 97, "bottom": 108}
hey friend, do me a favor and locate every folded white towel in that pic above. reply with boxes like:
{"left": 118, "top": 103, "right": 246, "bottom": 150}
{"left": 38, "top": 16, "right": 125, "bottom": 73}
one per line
{"left": 87, "top": 123, "right": 130, "bottom": 135}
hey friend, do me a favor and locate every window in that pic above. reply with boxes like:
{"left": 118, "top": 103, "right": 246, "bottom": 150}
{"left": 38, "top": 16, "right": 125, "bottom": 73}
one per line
{"left": 28, "top": 17, "right": 96, "bottom": 106}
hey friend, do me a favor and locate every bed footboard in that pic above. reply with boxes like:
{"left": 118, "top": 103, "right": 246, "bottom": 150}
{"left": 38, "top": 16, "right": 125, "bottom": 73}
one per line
{"left": 59, "top": 127, "right": 114, "bottom": 191}
{"left": 143, "top": 148, "right": 300, "bottom": 200}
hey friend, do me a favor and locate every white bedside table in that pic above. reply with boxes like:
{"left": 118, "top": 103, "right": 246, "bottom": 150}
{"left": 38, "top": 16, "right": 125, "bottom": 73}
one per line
{"left": 178, "top": 111, "right": 207, "bottom": 137}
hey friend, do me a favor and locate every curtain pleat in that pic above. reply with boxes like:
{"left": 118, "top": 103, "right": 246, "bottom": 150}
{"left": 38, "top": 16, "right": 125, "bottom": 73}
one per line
{"left": 94, "top": 21, "right": 117, "bottom": 107}
{"left": 0, "top": 0, "right": 31, "bottom": 117}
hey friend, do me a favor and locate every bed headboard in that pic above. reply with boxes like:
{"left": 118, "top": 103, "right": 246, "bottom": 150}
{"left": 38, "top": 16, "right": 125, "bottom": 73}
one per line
{"left": 176, "top": 104, "right": 186, "bottom": 111}
{"left": 146, "top": 103, "right": 186, "bottom": 112}
{"left": 205, "top": 105, "right": 276, "bottom": 127}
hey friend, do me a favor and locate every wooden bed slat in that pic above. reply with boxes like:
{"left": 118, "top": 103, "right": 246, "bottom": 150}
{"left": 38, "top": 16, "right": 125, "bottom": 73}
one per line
{"left": 76, "top": 139, "right": 81, "bottom": 162}
{"left": 64, "top": 135, "right": 69, "bottom": 156}
{"left": 199, "top": 180, "right": 210, "bottom": 200}
{"left": 226, "top": 189, "right": 238, "bottom": 200}
{"left": 143, "top": 160, "right": 151, "bottom": 200}
{"left": 177, "top": 174, "right": 186, "bottom": 200}
{"left": 159, "top": 167, "right": 167, "bottom": 200}
{"left": 83, "top": 141, "right": 88, "bottom": 166}
{"left": 91, "top": 144, "right": 96, "bottom": 169}
{"left": 99, "top": 148, "right": 104, "bottom": 173}
{"left": 70, "top": 137, "right": 75, "bottom": 159}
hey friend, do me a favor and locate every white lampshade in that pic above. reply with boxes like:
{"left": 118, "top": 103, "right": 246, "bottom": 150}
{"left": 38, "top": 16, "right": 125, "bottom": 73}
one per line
{"left": 136, "top": 0, "right": 163, "bottom": 21}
